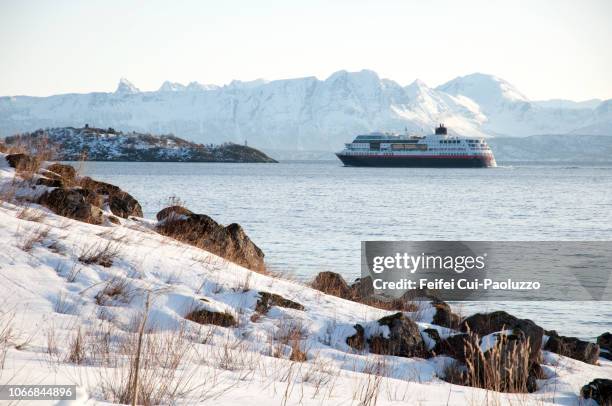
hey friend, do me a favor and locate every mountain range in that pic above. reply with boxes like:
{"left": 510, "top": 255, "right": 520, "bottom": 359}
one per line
{"left": 0, "top": 70, "right": 610, "bottom": 151}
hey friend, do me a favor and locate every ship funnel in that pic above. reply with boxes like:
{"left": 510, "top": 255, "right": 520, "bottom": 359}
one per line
{"left": 435, "top": 124, "right": 447, "bottom": 135}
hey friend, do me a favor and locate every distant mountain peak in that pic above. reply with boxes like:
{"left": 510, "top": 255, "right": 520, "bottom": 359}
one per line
{"left": 326, "top": 69, "right": 380, "bottom": 83}
{"left": 186, "top": 81, "right": 219, "bottom": 91}
{"left": 227, "top": 78, "right": 268, "bottom": 90}
{"left": 159, "top": 81, "right": 186, "bottom": 92}
{"left": 115, "top": 78, "right": 140, "bottom": 94}
{"left": 437, "top": 72, "right": 528, "bottom": 106}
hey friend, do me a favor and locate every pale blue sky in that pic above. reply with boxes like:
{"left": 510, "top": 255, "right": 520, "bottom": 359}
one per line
{"left": 1, "top": 0, "right": 611, "bottom": 100}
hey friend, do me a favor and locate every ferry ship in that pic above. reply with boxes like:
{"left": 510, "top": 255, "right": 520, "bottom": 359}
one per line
{"left": 336, "top": 125, "right": 496, "bottom": 168}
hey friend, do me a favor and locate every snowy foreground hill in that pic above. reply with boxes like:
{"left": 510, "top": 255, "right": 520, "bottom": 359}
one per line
{"left": 0, "top": 154, "right": 611, "bottom": 405}
{"left": 2, "top": 126, "right": 277, "bottom": 162}
{"left": 1, "top": 71, "right": 611, "bottom": 151}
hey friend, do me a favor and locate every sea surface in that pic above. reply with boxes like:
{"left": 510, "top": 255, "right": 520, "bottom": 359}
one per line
{"left": 80, "top": 160, "right": 612, "bottom": 340}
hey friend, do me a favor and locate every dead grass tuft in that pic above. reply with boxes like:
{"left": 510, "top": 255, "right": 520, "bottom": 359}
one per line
{"left": 95, "top": 277, "right": 134, "bottom": 306}
{"left": 79, "top": 241, "right": 121, "bottom": 267}
{"left": 19, "top": 226, "right": 50, "bottom": 252}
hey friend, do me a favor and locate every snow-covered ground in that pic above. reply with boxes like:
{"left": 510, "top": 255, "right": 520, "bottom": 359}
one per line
{"left": 0, "top": 156, "right": 610, "bottom": 405}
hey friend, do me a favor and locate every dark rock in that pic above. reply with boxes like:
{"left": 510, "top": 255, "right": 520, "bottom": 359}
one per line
{"left": 79, "top": 177, "right": 142, "bottom": 218}
{"left": 600, "top": 351, "right": 612, "bottom": 361}
{"left": 369, "top": 313, "right": 426, "bottom": 358}
{"left": 109, "top": 191, "right": 143, "bottom": 218}
{"left": 79, "top": 177, "right": 121, "bottom": 195}
{"left": 581, "top": 379, "right": 612, "bottom": 406}
{"left": 461, "top": 311, "right": 544, "bottom": 363}
{"left": 311, "top": 271, "right": 351, "bottom": 299}
{"left": 156, "top": 205, "right": 193, "bottom": 221}
{"left": 526, "top": 375, "right": 537, "bottom": 393}
{"left": 5, "top": 153, "right": 37, "bottom": 172}
{"left": 423, "top": 328, "right": 442, "bottom": 346}
{"left": 255, "top": 291, "right": 304, "bottom": 314}
{"left": 156, "top": 208, "right": 265, "bottom": 272}
{"left": 348, "top": 276, "right": 372, "bottom": 300}
{"left": 108, "top": 215, "right": 121, "bottom": 225}
{"left": 431, "top": 299, "right": 461, "bottom": 329}
{"left": 36, "top": 177, "right": 64, "bottom": 188}
{"left": 46, "top": 163, "right": 76, "bottom": 183}
{"left": 74, "top": 188, "right": 104, "bottom": 208}
{"left": 529, "top": 362, "right": 546, "bottom": 380}
{"left": 545, "top": 332, "right": 600, "bottom": 364}
{"left": 598, "top": 332, "right": 612, "bottom": 352}
{"left": 434, "top": 333, "right": 479, "bottom": 361}
{"left": 185, "top": 308, "right": 236, "bottom": 327}
{"left": 346, "top": 324, "right": 365, "bottom": 351}
{"left": 38, "top": 188, "right": 103, "bottom": 224}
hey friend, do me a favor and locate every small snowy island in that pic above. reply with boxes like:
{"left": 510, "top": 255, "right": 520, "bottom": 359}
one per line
{"left": 2, "top": 126, "right": 277, "bottom": 163}
{"left": 0, "top": 150, "right": 610, "bottom": 405}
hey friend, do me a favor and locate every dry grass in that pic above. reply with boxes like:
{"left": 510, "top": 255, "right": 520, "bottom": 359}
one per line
{"left": 0, "top": 308, "right": 16, "bottom": 370}
{"left": 66, "top": 327, "right": 86, "bottom": 364}
{"left": 463, "top": 332, "right": 532, "bottom": 393}
{"left": 95, "top": 277, "right": 134, "bottom": 306}
{"left": 79, "top": 241, "right": 121, "bottom": 267}
{"left": 97, "top": 316, "right": 209, "bottom": 404}
{"left": 19, "top": 226, "right": 50, "bottom": 252}
{"left": 16, "top": 206, "right": 46, "bottom": 222}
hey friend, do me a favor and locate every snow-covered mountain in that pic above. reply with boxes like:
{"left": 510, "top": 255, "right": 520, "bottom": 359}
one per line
{"left": 0, "top": 70, "right": 610, "bottom": 151}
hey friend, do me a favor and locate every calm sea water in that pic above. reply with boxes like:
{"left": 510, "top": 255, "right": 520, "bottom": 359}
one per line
{"left": 80, "top": 160, "right": 612, "bottom": 339}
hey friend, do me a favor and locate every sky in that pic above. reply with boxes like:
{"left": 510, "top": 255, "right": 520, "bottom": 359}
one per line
{"left": 0, "top": 0, "right": 611, "bottom": 101}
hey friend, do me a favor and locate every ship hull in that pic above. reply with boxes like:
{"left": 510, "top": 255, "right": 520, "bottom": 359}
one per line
{"left": 336, "top": 154, "right": 494, "bottom": 168}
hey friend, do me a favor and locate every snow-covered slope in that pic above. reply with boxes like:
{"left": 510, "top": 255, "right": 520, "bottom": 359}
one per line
{"left": 0, "top": 70, "right": 610, "bottom": 151}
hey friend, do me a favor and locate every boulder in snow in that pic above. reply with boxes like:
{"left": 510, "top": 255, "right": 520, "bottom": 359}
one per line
{"left": 461, "top": 311, "right": 543, "bottom": 363}
{"left": 39, "top": 188, "right": 104, "bottom": 225}
{"left": 5, "top": 153, "right": 37, "bottom": 172}
{"left": 311, "top": 271, "right": 351, "bottom": 299}
{"left": 581, "top": 378, "right": 612, "bottom": 406}
{"left": 185, "top": 308, "right": 237, "bottom": 327}
{"left": 544, "top": 331, "right": 600, "bottom": 365}
{"left": 346, "top": 324, "right": 366, "bottom": 351}
{"left": 46, "top": 163, "right": 76, "bottom": 183}
{"left": 156, "top": 207, "right": 265, "bottom": 273}
{"left": 598, "top": 332, "right": 612, "bottom": 351}
{"left": 80, "top": 177, "right": 143, "bottom": 218}
{"left": 255, "top": 291, "right": 304, "bottom": 314}
{"left": 369, "top": 312, "right": 426, "bottom": 358}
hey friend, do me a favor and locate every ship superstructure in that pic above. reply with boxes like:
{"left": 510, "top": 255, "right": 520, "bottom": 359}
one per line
{"left": 335, "top": 125, "right": 496, "bottom": 167}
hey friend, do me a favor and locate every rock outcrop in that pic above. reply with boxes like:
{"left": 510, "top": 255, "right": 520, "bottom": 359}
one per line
{"left": 368, "top": 313, "right": 427, "bottom": 358}
{"left": 39, "top": 188, "right": 104, "bottom": 225}
{"left": 5, "top": 153, "right": 37, "bottom": 172}
{"left": 581, "top": 378, "right": 612, "bottom": 406}
{"left": 311, "top": 271, "right": 352, "bottom": 299}
{"left": 598, "top": 332, "right": 612, "bottom": 351}
{"left": 461, "top": 311, "right": 544, "bottom": 363}
{"left": 46, "top": 163, "right": 76, "bottom": 183}
{"left": 544, "top": 331, "right": 600, "bottom": 365}
{"left": 185, "top": 308, "right": 237, "bottom": 327}
{"left": 431, "top": 299, "right": 461, "bottom": 329}
{"left": 79, "top": 177, "right": 142, "bottom": 218}
{"left": 346, "top": 324, "right": 366, "bottom": 351}
{"left": 255, "top": 292, "right": 304, "bottom": 314}
{"left": 156, "top": 206, "right": 265, "bottom": 273}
